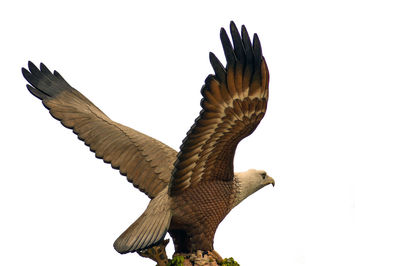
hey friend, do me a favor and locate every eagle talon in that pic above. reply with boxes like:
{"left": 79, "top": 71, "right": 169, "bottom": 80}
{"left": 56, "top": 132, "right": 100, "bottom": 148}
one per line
{"left": 208, "top": 250, "right": 223, "bottom": 264}
{"left": 137, "top": 239, "right": 170, "bottom": 266}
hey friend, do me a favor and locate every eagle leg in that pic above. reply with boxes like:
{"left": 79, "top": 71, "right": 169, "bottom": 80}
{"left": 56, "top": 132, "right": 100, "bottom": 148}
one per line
{"left": 172, "top": 250, "right": 223, "bottom": 265}
{"left": 137, "top": 239, "right": 170, "bottom": 266}
{"left": 208, "top": 250, "right": 223, "bottom": 264}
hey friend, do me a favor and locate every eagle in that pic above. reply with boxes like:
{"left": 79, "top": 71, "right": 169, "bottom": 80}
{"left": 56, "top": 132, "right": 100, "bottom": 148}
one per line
{"left": 22, "top": 21, "right": 275, "bottom": 260}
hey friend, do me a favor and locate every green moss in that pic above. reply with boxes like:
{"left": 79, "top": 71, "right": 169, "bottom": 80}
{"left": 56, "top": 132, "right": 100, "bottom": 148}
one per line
{"left": 167, "top": 255, "right": 185, "bottom": 266}
{"left": 219, "top": 257, "right": 240, "bottom": 266}
{"left": 164, "top": 254, "right": 239, "bottom": 266}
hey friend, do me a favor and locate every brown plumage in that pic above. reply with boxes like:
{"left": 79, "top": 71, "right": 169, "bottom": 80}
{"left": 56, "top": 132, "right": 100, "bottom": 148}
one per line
{"left": 22, "top": 22, "right": 274, "bottom": 256}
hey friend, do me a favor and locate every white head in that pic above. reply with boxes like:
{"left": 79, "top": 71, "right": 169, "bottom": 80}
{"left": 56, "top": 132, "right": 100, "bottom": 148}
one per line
{"left": 233, "top": 169, "right": 275, "bottom": 207}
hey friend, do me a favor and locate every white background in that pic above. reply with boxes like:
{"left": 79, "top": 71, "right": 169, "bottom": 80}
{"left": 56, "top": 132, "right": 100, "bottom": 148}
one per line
{"left": 1, "top": 1, "right": 400, "bottom": 265}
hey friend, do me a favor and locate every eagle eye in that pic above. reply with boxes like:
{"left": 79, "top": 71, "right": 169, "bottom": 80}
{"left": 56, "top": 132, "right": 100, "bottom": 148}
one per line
{"left": 261, "top": 173, "right": 266, "bottom": 179}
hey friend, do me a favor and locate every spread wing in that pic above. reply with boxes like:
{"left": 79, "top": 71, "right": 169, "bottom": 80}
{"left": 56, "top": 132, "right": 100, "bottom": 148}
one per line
{"left": 169, "top": 22, "right": 269, "bottom": 196}
{"left": 22, "top": 62, "right": 177, "bottom": 199}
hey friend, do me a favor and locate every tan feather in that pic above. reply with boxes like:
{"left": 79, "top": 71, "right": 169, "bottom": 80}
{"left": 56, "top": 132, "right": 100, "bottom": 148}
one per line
{"left": 22, "top": 62, "right": 177, "bottom": 199}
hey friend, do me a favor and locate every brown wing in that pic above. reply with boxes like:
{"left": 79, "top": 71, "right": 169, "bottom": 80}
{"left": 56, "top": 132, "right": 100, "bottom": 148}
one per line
{"left": 22, "top": 62, "right": 177, "bottom": 199}
{"left": 169, "top": 22, "right": 269, "bottom": 196}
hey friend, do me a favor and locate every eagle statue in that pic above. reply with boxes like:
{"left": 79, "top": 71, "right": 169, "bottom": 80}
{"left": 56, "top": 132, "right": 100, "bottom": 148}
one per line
{"left": 22, "top": 21, "right": 275, "bottom": 263}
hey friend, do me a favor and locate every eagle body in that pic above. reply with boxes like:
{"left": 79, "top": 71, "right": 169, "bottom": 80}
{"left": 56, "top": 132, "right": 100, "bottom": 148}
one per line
{"left": 169, "top": 179, "right": 237, "bottom": 253}
{"left": 22, "top": 22, "right": 274, "bottom": 258}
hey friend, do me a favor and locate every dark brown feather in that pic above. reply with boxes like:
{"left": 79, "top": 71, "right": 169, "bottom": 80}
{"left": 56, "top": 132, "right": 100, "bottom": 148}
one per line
{"left": 169, "top": 22, "right": 269, "bottom": 196}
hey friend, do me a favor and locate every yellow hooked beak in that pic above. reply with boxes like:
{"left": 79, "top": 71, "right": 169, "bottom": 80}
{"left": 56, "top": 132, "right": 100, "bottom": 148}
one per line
{"left": 267, "top": 175, "right": 275, "bottom": 187}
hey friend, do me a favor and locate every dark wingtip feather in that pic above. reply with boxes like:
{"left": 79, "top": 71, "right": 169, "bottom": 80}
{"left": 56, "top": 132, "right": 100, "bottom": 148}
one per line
{"left": 253, "top": 33, "right": 262, "bottom": 67}
{"left": 220, "top": 27, "right": 236, "bottom": 66}
{"left": 22, "top": 67, "right": 40, "bottom": 88}
{"left": 40, "top": 63, "right": 56, "bottom": 81}
{"left": 23, "top": 61, "right": 72, "bottom": 98}
{"left": 26, "top": 61, "right": 47, "bottom": 87}
{"left": 26, "top": 84, "right": 49, "bottom": 100}
{"left": 209, "top": 52, "right": 226, "bottom": 82}
{"left": 253, "top": 34, "right": 262, "bottom": 55}
{"left": 241, "top": 25, "right": 250, "bottom": 42}
{"left": 53, "top": 70, "right": 67, "bottom": 83}
{"left": 28, "top": 61, "right": 40, "bottom": 75}
{"left": 230, "top": 22, "right": 245, "bottom": 63}
{"left": 241, "top": 25, "right": 254, "bottom": 63}
{"left": 21, "top": 67, "right": 30, "bottom": 81}
{"left": 229, "top": 21, "right": 238, "bottom": 38}
{"left": 39, "top": 62, "right": 51, "bottom": 75}
{"left": 39, "top": 62, "right": 47, "bottom": 70}
{"left": 27, "top": 61, "right": 34, "bottom": 69}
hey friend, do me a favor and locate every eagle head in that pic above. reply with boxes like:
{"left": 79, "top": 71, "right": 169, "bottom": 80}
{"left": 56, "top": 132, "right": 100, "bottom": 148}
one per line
{"left": 233, "top": 169, "right": 274, "bottom": 207}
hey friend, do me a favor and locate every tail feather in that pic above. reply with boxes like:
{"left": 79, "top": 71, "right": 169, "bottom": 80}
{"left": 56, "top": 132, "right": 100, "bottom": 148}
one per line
{"left": 114, "top": 190, "right": 171, "bottom": 253}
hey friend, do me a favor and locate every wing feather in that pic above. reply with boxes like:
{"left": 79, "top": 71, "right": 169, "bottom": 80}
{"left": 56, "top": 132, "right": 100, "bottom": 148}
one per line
{"left": 169, "top": 22, "right": 269, "bottom": 196}
{"left": 23, "top": 63, "right": 177, "bottom": 198}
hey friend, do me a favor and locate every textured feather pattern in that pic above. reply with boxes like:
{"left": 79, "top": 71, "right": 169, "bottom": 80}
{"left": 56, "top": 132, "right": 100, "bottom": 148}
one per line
{"left": 169, "top": 179, "right": 238, "bottom": 252}
{"left": 22, "top": 62, "right": 177, "bottom": 199}
{"left": 169, "top": 22, "right": 269, "bottom": 196}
